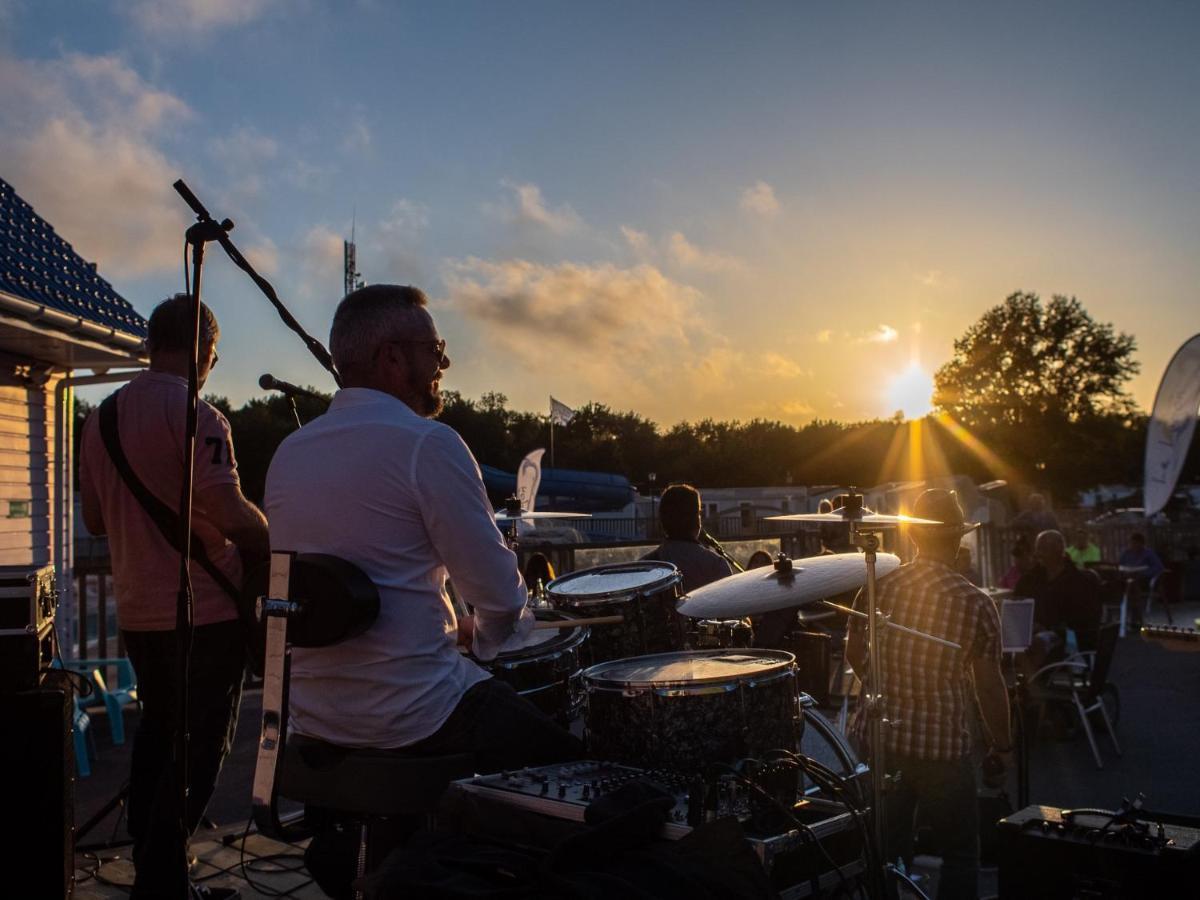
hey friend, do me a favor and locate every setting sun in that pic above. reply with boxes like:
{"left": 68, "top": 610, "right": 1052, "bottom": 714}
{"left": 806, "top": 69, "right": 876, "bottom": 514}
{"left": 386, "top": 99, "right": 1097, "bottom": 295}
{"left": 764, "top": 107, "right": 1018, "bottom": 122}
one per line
{"left": 885, "top": 363, "right": 935, "bottom": 420}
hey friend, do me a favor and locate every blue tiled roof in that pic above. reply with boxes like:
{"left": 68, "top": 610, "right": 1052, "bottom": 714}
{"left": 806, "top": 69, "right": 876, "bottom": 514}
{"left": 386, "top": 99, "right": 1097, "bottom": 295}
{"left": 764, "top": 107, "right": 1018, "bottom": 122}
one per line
{"left": 0, "top": 177, "right": 147, "bottom": 338}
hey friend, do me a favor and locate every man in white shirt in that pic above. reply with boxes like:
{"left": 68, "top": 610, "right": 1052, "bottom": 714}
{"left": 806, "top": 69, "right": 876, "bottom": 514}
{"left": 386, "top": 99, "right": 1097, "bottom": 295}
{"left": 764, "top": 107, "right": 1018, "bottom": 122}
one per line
{"left": 265, "top": 284, "right": 580, "bottom": 772}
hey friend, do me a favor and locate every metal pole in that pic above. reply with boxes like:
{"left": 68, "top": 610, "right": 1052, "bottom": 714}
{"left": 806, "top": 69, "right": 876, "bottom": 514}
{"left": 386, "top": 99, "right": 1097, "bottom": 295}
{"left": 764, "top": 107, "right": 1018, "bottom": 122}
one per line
{"left": 861, "top": 527, "right": 888, "bottom": 897}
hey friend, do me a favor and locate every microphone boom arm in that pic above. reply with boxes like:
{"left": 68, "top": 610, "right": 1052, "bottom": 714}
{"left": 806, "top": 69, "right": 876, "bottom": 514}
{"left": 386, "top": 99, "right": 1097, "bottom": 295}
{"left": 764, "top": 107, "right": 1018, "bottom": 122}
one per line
{"left": 173, "top": 179, "right": 341, "bottom": 388}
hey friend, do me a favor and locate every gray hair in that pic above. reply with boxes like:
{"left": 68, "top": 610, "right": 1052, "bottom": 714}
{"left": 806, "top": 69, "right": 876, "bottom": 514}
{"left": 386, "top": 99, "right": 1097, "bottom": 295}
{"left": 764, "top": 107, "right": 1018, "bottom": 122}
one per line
{"left": 1035, "top": 529, "right": 1065, "bottom": 554}
{"left": 330, "top": 284, "right": 429, "bottom": 377}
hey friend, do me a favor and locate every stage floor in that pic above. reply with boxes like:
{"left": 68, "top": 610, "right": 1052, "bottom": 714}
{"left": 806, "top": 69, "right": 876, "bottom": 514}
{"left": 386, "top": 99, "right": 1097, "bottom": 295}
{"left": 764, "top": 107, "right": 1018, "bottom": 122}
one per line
{"left": 70, "top": 602, "right": 1200, "bottom": 898}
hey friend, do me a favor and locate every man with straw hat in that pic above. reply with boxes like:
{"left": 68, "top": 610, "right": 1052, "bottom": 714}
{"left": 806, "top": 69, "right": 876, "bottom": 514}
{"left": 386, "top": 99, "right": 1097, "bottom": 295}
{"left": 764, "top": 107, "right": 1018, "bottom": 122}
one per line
{"left": 845, "top": 489, "right": 1011, "bottom": 899}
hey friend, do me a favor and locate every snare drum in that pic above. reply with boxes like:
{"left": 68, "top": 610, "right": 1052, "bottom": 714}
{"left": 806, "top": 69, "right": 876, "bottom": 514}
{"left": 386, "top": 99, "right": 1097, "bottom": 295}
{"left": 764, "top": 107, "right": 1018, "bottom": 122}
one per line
{"left": 582, "top": 649, "right": 801, "bottom": 776}
{"left": 546, "top": 562, "right": 685, "bottom": 664}
{"left": 686, "top": 618, "right": 755, "bottom": 650}
{"left": 486, "top": 610, "right": 589, "bottom": 726}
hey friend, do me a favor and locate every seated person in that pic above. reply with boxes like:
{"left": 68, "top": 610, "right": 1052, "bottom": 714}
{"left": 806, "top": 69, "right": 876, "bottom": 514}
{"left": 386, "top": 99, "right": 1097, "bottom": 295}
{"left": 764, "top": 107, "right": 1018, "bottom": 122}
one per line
{"left": 746, "top": 549, "right": 775, "bottom": 569}
{"left": 1066, "top": 528, "right": 1101, "bottom": 567}
{"left": 999, "top": 537, "right": 1034, "bottom": 589}
{"left": 642, "top": 483, "right": 733, "bottom": 593}
{"left": 1117, "top": 531, "right": 1165, "bottom": 627}
{"left": 1015, "top": 530, "right": 1103, "bottom": 656}
{"left": 265, "top": 284, "right": 582, "bottom": 775}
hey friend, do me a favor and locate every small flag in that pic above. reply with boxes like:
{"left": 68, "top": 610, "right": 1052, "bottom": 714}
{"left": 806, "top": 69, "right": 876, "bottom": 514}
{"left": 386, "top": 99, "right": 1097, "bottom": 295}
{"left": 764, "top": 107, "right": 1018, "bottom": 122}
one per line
{"left": 549, "top": 396, "right": 576, "bottom": 426}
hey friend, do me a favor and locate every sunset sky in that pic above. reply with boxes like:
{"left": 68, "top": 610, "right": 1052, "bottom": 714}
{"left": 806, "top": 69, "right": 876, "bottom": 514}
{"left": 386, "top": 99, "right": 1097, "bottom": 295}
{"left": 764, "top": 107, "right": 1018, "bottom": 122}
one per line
{"left": 3, "top": 1, "right": 1198, "bottom": 425}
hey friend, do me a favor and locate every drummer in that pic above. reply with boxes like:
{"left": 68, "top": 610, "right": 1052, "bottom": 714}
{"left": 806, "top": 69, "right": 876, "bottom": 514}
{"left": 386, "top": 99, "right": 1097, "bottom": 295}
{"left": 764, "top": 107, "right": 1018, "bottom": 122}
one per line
{"left": 642, "top": 483, "right": 734, "bottom": 593}
{"left": 265, "top": 284, "right": 582, "bottom": 777}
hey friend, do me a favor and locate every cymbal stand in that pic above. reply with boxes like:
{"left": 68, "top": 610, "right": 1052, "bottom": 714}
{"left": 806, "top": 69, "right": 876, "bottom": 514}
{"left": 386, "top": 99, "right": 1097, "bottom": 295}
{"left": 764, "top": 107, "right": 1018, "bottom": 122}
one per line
{"left": 854, "top": 523, "right": 891, "bottom": 900}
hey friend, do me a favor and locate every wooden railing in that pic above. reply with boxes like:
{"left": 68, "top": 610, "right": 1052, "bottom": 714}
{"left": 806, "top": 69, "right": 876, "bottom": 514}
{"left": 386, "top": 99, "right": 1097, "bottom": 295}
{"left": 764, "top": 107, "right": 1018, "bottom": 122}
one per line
{"left": 74, "top": 558, "right": 122, "bottom": 661}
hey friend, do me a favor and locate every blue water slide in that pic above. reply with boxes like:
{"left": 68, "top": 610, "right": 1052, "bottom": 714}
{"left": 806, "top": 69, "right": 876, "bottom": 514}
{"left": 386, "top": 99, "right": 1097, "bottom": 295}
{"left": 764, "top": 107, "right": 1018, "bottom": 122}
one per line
{"left": 481, "top": 465, "right": 635, "bottom": 511}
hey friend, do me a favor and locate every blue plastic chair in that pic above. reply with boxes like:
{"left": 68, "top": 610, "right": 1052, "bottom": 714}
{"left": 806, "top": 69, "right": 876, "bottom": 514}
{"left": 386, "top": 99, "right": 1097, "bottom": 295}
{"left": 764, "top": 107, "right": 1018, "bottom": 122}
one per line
{"left": 73, "top": 697, "right": 94, "bottom": 778}
{"left": 62, "top": 658, "right": 139, "bottom": 746}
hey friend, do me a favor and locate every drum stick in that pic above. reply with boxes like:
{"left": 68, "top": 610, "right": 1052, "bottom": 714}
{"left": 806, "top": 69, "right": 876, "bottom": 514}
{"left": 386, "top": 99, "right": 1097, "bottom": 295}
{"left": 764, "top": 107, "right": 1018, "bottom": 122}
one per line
{"left": 821, "top": 600, "right": 961, "bottom": 650}
{"left": 532, "top": 615, "right": 624, "bottom": 630}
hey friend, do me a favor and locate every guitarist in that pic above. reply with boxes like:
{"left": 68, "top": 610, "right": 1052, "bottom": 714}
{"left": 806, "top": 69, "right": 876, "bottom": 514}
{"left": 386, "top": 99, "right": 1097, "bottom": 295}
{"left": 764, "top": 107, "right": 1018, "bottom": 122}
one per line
{"left": 80, "top": 293, "right": 267, "bottom": 900}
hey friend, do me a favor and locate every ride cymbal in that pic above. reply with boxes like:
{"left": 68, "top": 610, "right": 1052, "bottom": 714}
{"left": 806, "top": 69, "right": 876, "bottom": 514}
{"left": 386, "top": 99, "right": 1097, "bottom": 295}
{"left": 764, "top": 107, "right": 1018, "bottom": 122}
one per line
{"left": 677, "top": 551, "right": 901, "bottom": 618}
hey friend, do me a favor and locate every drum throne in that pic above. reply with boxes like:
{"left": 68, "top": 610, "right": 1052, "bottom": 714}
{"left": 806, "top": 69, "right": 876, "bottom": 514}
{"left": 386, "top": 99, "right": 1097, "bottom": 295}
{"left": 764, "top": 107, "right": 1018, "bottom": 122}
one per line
{"left": 250, "top": 551, "right": 473, "bottom": 898}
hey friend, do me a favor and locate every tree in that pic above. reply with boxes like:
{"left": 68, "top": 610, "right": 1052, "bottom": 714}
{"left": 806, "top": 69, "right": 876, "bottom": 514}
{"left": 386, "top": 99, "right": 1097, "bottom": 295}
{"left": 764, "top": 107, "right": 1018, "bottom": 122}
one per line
{"left": 933, "top": 292, "right": 1142, "bottom": 497}
{"left": 933, "top": 292, "right": 1139, "bottom": 427}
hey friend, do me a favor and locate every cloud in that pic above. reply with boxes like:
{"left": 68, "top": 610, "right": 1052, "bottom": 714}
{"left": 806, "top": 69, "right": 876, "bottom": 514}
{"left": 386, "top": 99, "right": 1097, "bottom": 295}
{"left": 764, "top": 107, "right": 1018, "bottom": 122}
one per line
{"left": 341, "top": 114, "right": 372, "bottom": 155}
{"left": 918, "top": 269, "right": 946, "bottom": 287}
{"left": 816, "top": 329, "right": 833, "bottom": 343}
{"left": 207, "top": 127, "right": 279, "bottom": 168}
{"left": 299, "top": 225, "right": 346, "bottom": 297}
{"left": 666, "top": 231, "right": 742, "bottom": 273}
{"left": 620, "top": 225, "right": 651, "bottom": 255}
{"left": 443, "top": 256, "right": 750, "bottom": 417}
{"left": 740, "top": 180, "right": 781, "bottom": 217}
{"left": 374, "top": 199, "right": 429, "bottom": 282}
{"left": 0, "top": 51, "right": 193, "bottom": 278}
{"left": 243, "top": 238, "right": 279, "bottom": 276}
{"left": 119, "top": 0, "right": 280, "bottom": 35}
{"left": 763, "top": 353, "right": 809, "bottom": 379}
{"left": 780, "top": 401, "right": 816, "bottom": 418}
{"left": 445, "top": 258, "right": 697, "bottom": 355}
{"left": 863, "top": 324, "right": 899, "bottom": 343}
{"left": 492, "top": 181, "right": 582, "bottom": 234}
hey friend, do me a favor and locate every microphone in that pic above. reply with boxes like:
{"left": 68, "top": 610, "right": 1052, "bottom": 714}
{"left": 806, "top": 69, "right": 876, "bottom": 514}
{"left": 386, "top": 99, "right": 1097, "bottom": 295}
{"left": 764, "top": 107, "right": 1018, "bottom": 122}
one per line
{"left": 259, "top": 373, "right": 324, "bottom": 401}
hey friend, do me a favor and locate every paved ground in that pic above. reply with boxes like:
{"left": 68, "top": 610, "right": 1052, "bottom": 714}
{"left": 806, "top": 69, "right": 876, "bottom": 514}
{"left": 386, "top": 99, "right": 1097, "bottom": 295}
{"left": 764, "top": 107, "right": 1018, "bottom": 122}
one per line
{"left": 71, "top": 603, "right": 1200, "bottom": 897}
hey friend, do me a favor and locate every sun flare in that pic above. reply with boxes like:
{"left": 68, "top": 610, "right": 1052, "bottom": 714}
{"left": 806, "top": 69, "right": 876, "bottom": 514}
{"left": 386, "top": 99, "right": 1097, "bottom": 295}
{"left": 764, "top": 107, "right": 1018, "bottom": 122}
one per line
{"left": 885, "top": 363, "right": 935, "bottom": 420}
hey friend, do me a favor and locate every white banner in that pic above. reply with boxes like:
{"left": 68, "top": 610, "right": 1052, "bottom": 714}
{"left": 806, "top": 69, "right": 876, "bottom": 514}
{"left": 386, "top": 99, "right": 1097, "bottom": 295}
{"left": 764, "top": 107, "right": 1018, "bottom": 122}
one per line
{"left": 1144, "top": 333, "right": 1200, "bottom": 516}
{"left": 516, "top": 448, "right": 545, "bottom": 512}
{"left": 549, "top": 396, "right": 575, "bottom": 426}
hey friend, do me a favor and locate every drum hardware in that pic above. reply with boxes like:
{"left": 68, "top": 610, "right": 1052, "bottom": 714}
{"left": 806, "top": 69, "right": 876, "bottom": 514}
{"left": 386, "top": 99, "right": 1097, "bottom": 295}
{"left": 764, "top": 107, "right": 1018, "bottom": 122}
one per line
{"left": 686, "top": 617, "right": 755, "bottom": 650}
{"left": 532, "top": 614, "right": 623, "bottom": 630}
{"left": 494, "top": 496, "right": 590, "bottom": 548}
{"left": 768, "top": 494, "right": 957, "bottom": 900}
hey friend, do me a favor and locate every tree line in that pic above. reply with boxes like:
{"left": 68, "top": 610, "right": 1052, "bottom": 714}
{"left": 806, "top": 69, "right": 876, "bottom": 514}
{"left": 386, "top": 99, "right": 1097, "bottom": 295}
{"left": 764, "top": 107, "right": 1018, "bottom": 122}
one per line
{"left": 75, "top": 292, "right": 1199, "bottom": 508}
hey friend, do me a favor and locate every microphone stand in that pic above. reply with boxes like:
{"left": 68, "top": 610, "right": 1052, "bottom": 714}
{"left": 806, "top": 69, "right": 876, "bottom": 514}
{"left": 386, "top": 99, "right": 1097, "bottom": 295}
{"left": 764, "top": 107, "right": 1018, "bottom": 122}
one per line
{"left": 172, "top": 212, "right": 232, "bottom": 894}
{"left": 169, "top": 180, "right": 339, "bottom": 894}
{"left": 701, "top": 530, "right": 746, "bottom": 573}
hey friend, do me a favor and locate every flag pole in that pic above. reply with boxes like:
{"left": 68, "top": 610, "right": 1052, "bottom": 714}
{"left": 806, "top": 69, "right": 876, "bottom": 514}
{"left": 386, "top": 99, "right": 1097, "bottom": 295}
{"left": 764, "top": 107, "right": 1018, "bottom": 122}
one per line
{"left": 550, "top": 415, "right": 555, "bottom": 470}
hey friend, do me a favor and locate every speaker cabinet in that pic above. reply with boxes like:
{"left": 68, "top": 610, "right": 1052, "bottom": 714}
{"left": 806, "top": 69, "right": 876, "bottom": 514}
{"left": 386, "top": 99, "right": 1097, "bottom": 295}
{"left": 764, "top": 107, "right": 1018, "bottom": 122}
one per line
{"left": 0, "top": 688, "right": 74, "bottom": 898}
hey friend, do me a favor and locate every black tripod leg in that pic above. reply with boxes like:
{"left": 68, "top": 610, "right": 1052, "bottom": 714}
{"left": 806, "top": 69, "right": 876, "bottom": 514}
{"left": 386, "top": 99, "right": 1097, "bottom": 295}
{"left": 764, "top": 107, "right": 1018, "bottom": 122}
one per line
{"left": 76, "top": 782, "right": 130, "bottom": 845}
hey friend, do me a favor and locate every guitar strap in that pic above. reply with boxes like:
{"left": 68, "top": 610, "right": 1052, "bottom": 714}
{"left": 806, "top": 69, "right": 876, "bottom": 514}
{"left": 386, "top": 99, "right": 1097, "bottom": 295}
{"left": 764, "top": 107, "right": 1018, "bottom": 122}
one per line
{"left": 98, "top": 390, "right": 243, "bottom": 604}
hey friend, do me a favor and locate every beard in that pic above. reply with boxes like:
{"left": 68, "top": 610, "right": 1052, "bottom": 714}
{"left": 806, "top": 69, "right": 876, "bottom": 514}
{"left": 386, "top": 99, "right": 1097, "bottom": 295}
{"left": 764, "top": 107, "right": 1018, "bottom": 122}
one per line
{"left": 410, "top": 371, "right": 444, "bottom": 418}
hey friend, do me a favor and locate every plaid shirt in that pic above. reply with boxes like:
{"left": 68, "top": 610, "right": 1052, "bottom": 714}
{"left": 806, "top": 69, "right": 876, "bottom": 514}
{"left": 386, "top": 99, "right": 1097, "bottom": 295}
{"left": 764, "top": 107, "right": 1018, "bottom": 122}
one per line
{"left": 849, "top": 558, "right": 1001, "bottom": 761}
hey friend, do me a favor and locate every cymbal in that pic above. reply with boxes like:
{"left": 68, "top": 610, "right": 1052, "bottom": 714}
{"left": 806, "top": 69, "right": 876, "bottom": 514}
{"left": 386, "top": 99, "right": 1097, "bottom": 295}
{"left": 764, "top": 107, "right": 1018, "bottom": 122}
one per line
{"left": 494, "top": 509, "right": 591, "bottom": 521}
{"left": 766, "top": 511, "right": 942, "bottom": 525}
{"left": 677, "top": 552, "right": 901, "bottom": 618}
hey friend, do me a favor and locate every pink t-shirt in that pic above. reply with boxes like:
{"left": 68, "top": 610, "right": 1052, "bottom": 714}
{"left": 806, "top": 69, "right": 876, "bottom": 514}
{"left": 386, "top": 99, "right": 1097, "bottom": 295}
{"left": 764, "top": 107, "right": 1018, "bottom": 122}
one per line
{"left": 80, "top": 371, "right": 243, "bottom": 631}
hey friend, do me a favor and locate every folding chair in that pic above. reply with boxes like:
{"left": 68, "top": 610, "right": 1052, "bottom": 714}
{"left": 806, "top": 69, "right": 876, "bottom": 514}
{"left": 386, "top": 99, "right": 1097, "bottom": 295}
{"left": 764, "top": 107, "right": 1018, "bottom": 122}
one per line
{"left": 1029, "top": 623, "right": 1122, "bottom": 768}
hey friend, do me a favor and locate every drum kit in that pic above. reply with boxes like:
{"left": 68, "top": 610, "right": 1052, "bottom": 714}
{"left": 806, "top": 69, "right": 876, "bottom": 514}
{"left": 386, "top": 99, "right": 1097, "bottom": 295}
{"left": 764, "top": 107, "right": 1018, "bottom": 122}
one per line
{"left": 477, "top": 493, "right": 961, "bottom": 897}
